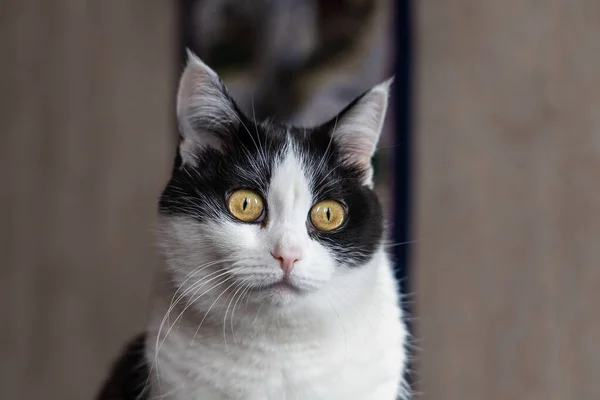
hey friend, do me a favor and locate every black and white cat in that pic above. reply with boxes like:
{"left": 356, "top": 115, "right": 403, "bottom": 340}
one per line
{"left": 98, "top": 52, "right": 408, "bottom": 400}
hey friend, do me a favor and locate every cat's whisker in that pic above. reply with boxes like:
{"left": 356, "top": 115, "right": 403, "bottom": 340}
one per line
{"left": 169, "top": 258, "right": 234, "bottom": 309}
{"left": 315, "top": 160, "right": 344, "bottom": 188}
{"left": 155, "top": 266, "right": 251, "bottom": 374}
{"left": 153, "top": 275, "right": 232, "bottom": 385}
{"left": 180, "top": 268, "right": 237, "bottom": 309}
{"left": 162, "top": 267, "right": 231, "bottom": 339}
{"left": 250, "top": 301, "right": 265, "bottom": 328}
{"left": 189, "top": 267, "right": 252, "bottom": 348}
{"left": 224, "top": 277, "right": 252, "bottom": 346}
{"left": 167, "top": 275, "right": 234, "bottom": 351}
{"left": 179, "top": 265, "right": 251, "bottom": 312}
{"left": 231, "top": 105, "right": 269, "bottom": 178}
{"left": 314, "top": 115, "right": 338, "bottom": 178}
{"left": 230, "top": 279, "right": 254, "bottom": 344}
{"left": 234, "top": 138, "right": 266, "bottom": 183}
{"left": 151, "top": 262, "right": 235, "bottom": 390}
{"left": 200, "top": 278, "right": 242, "bottom": 354}
{"left": 382, "top": 239, "right": 418, "bottom": 249}
{"left": 376, "top": 143, "right": 403, "bottom": 150}
{"left": 244, "top": 281, "right": 255, "bottom": 309}
{"left": 221, "top": 276, "right": 251, "bottom": 353}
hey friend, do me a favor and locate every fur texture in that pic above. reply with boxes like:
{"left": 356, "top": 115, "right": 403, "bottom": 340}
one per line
{"left": 100, "top": 52, "right": 408, "bottom": 400}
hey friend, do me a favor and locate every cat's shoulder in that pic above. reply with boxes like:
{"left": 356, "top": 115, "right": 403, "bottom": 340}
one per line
{"left": 96, "top": 333, "right": 149, "bottom": 400}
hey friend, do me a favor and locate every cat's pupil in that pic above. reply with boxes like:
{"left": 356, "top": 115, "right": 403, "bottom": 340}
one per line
{"left": 326, "top": 208, "right": 331, "bottom": 221}
{"left": 242, "top": 198, "right": 249, "bottom": 211}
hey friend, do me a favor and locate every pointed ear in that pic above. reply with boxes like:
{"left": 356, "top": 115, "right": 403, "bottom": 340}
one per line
{"left": 176, "top": 50, "right": 240, "bottom": 165}
{"left": 328, "top": 79, "right": 392, "bottom": 186}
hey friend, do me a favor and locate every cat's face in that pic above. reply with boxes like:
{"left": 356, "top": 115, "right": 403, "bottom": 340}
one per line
{"left": 158, "top": 53, "right": 391, "bottom": 315}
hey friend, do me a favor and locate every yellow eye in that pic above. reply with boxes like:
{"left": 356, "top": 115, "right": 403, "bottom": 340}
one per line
{"left": 227, "top": 189, "right": 265, "bottom": 222}
{"left": 310, "top": 200, "right": 345, "bottom": 231}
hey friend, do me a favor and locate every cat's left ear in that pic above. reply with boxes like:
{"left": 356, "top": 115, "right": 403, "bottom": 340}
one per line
{"left": 327, "top": 79, "right": 392, "bottom": 186}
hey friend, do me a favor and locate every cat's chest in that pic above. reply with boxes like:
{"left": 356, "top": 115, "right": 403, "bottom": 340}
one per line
{"left": 156, "top": 329, "right": 400, "bottom": 400}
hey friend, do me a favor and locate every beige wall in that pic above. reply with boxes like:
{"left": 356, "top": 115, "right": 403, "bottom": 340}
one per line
{"left": 414, "top": 1, "right": 600, "bottom": 399}
{"left": 0, "top": 2, "right": 175, "bottom": 399}
{"left": 3, "top": 1, "right": 600, "bottom": 400}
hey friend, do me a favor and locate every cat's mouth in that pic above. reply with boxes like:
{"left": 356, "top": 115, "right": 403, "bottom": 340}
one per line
{"left": 249, "top": 279, "right": 302, "bottom": 294}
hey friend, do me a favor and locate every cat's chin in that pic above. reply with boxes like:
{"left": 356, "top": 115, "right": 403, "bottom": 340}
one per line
{"left": 247, "top": 279, "right": 302, "bottom": 294}
{"left": 259, "top": 288, "right": 304, "bottom": 308}
{"left": 238, "top": 279, "right": 315, "bottom": 309}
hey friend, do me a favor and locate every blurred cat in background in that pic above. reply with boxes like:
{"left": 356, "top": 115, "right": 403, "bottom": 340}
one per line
{"left": 186, "top": 0, "right": 393, "bottom": 125}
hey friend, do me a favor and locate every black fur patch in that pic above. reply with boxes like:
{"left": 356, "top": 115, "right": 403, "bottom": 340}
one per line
{"left": 159, "top": 114, "right": 383, "bottom": 267}
{"left": 96, "top": 334, "right": 149, "bottom": 400}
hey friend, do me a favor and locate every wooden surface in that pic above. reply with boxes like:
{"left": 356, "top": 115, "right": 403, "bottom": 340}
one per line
{"left": 413, "top": 1, "right": 600, "bottom": 399}
{"left": 0, "top": 2, "right": 175, "bottom": 399}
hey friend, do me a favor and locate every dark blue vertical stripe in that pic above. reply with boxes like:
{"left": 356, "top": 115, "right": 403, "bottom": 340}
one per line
{"left": 392, "top": 0, "right": 414, "bottom": 299}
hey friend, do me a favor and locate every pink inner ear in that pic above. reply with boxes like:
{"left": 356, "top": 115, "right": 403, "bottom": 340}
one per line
{"left": 330, "top": 83, "right": 390, "bottom": 172}
{"left": 336, "top": 134, "right": 376, "bottom": 168}
{"left": 177, "top": 55, "right": 214, "bottom": 118}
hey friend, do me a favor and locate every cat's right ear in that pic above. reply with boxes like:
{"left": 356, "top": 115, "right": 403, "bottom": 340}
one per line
{"left": 176, "top": 51, "right": 239, "bottom": 166}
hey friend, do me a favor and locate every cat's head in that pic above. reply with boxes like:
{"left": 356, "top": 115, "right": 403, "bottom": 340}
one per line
{"left": 157, "top": 52, "right": 391, "bottom": 317}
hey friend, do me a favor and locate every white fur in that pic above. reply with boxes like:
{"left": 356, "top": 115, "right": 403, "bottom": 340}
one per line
{"left": 147, "top": 144, "right": 408, "bottom": 400}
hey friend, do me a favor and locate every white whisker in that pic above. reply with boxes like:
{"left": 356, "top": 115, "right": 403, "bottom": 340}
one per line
{"left": 188, "top": 267, "right": 252, "bottom": 348}
{"left": 230, "top": 279, "right": 254, "bottom": 344}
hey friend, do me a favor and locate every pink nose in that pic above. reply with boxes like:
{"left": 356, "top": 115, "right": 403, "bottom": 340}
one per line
{"left": 271, "top": 246, "right": 301, "bottom": 275}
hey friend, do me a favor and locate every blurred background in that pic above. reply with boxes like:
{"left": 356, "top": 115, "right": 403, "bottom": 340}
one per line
{"left": 1, "top": 1, "right": 599, "bottom": 399}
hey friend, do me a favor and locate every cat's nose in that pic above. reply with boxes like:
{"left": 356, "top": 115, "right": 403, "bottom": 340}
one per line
{"left": 271, "top": 246, "right": 301, "bottom": 275}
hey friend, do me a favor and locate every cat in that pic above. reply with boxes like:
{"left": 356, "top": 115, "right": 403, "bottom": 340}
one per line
{"left": 97, "top": 52, "right": 408, "bottom": 400}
